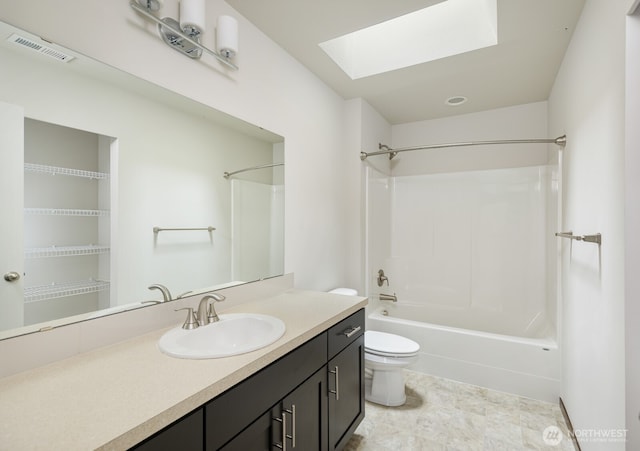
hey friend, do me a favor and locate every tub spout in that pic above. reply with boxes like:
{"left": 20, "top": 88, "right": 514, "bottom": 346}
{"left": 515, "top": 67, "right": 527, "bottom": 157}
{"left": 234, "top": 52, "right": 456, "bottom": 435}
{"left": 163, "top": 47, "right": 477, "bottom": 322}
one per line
{"left": 379, "top": 292, "right": 397, "bottom": 302}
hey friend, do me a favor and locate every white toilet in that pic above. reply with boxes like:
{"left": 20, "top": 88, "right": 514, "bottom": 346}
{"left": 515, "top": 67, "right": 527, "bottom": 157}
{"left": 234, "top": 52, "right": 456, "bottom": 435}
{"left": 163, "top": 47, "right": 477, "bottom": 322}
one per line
{"left": 328, "top": 288, "right": 421, "bottom": 407}
{"left": 364, "top": 330, "right": 420, "bottom": 406}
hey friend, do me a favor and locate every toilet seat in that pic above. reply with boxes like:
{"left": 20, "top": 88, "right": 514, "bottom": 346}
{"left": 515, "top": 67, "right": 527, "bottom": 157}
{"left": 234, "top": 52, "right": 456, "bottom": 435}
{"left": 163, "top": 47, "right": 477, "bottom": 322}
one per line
{"left": 364, "top": 330, "right": 420, "bottom": 358}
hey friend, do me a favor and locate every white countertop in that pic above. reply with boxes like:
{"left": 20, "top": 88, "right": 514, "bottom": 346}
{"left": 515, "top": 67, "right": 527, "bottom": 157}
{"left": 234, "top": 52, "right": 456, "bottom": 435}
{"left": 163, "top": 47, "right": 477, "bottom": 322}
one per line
{"left": 0, "top": 289, "right": 367, "bottom": 450}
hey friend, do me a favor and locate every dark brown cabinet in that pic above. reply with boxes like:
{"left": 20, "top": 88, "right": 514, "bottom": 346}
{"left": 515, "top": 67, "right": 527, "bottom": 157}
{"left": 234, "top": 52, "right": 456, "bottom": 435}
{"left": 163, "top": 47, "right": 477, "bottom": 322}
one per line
{"left": 248, "top": 367, "right": 330, "bottom": 451}
{"left": 219, "top": 410, "right": 273, "bottom": 451}
{"left": 328, "top": 336, "right": 365, "bottom": 450}
{"left": 130, "top": 309, "right": 365, "bottom": 451}
{"left": 280, "top": 367, "right": 329, "bottom": 450}
{"left": 219, "top": 366, "right": 328, "bottom": 451}
{"left": 131, "top": 408, "right": 203, "bottom": 451}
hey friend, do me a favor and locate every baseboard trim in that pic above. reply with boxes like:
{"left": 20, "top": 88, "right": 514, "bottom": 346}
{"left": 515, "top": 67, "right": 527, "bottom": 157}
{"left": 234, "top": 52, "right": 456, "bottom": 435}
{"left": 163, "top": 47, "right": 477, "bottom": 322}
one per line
{"left": 559, "top": 397, "right": 581, "bottom": 451}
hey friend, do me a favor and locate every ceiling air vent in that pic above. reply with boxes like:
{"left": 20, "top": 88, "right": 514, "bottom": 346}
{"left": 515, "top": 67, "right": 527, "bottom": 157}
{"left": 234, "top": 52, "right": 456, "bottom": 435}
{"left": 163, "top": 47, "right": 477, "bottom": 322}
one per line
{"left": 6, "top": 33, "right": 74, "bottom": 63}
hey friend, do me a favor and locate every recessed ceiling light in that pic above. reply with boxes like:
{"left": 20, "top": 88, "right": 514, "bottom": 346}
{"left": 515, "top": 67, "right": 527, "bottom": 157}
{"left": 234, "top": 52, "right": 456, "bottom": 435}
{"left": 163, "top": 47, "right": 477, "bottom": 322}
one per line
{"left": 446, "top": 96, "right": 468, "bottom": 106}
{"left": 319, "top": 0, "right": 498, "bottom": 80}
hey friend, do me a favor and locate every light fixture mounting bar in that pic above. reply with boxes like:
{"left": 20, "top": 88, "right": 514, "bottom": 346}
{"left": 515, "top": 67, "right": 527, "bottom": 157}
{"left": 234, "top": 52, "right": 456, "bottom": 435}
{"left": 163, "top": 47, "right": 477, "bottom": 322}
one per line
{"left": 130, "top": 0, "right": 238, "bottom": 70}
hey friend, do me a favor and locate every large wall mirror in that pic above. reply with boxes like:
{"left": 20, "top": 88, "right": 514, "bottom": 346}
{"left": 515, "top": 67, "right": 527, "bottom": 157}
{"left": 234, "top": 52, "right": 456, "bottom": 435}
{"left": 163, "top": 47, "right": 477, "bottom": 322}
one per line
{"left": 0, "top": 20, "right": 285, "bottom": 339}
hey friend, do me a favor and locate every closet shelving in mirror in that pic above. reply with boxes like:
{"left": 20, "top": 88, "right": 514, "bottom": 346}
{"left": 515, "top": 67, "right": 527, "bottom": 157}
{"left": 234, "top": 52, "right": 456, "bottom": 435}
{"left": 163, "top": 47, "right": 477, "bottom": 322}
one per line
{"left": 25, "top": 245, "right": 110, "bottom": 259}
{"left": 23, "top": 149, "right": 111, "bottom": 309}
{"left": 24, "top": 163, "right": 108, "bottom": 180}
{"left": 24, "top": 208, "right": 109, "bottom": 217}
{"left": 24, "top": 280, "right": 111, "bottom": 303}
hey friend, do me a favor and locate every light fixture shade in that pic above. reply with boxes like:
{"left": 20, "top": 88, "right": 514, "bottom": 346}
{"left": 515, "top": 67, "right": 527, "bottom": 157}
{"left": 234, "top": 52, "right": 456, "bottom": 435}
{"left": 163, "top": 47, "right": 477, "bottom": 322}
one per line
{"left": 180, "top": 0, "right": 206, "bottom": 35}
{"left": 216, "top": 15, "right": 238, "bottom": 58}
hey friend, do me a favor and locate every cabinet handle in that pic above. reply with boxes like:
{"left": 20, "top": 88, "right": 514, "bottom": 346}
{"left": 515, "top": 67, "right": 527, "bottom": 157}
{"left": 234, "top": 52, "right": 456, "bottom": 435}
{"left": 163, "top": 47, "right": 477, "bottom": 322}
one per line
{"left": 342, "top": 325, "right": 361, "bottom": 338}
{"left": 284, "top": 404, "right": 296, "bottom": 448}
{"left": 329, "top": 366, "right": 339, "bottom": 400}
{"left": 273, "top": 412, "right": 287, "bottom": 451}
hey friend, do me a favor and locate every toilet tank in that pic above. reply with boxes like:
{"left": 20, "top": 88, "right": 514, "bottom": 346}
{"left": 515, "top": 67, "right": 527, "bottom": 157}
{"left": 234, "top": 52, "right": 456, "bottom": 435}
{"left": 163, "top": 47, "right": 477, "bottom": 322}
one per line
{"left": 328, "top": 288, "right": 358, "bottom": 296}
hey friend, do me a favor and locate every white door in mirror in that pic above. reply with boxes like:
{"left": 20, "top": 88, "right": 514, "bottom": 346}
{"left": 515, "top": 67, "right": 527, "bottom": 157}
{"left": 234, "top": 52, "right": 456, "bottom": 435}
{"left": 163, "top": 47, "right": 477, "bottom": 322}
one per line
{"left": 158, "top": 313, "right": 286, "bottom": 359}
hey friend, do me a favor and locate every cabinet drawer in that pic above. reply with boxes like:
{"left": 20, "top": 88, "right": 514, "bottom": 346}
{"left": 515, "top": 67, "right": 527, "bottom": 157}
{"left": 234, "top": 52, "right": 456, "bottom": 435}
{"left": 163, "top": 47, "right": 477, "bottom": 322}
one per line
{"left": 328, "top": 309, "right": 364, "bottom": 360}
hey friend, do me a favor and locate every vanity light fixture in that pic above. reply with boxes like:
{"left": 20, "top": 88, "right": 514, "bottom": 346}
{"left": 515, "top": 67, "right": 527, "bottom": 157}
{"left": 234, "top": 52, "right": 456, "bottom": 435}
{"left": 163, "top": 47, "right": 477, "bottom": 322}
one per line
{"left": 130, "top": 0, "right": 238, "bottom": 70}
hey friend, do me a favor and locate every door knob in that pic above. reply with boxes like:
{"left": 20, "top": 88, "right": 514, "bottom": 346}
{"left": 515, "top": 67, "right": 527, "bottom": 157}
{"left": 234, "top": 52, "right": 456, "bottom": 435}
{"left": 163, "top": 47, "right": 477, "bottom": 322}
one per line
{"left": 3, "top": 272, "right": 20, "bottom": 282}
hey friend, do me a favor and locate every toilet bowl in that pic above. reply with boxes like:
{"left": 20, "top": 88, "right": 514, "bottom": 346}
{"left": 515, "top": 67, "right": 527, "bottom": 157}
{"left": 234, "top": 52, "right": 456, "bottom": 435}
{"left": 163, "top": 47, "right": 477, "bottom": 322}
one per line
{"left": 328, "top": 288, "right": 421, "bottom": 407}
{"left": 364, "top": 330, "right": 419, "bottom": 406}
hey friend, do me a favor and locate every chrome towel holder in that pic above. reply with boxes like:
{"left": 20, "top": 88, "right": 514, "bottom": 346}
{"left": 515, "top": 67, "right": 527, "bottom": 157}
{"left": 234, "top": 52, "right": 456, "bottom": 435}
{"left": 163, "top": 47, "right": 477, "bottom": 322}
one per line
{"left": 153, "top": 226, "right": 215, "bottom": 235}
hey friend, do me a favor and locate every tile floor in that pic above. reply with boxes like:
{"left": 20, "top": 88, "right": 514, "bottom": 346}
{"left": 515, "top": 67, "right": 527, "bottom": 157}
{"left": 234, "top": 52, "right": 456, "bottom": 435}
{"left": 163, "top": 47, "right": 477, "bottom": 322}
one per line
{"left": 345, "top": 370, "right": 576, "bottom": 451}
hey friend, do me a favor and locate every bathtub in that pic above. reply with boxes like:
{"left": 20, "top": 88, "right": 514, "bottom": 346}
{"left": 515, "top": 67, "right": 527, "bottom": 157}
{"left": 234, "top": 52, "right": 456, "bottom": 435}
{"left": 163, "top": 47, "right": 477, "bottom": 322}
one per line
{"left": 367, "top": 305, "right": 560, "bottom": 402}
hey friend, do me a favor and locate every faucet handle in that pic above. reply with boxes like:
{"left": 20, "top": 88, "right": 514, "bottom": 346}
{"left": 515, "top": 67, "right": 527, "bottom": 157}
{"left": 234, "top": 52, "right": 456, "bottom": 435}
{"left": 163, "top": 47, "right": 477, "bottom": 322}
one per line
{"left": 207, "top": 304, "right": 219, "bottom": 323}
{"left": 175, "top": 308, "right": 199, "bottom": 330}
{"left": 204, "top": 293, "right": 226, "bottom": 323}
{"left": 377, "top": 269, "right": 389, "bottom": 287}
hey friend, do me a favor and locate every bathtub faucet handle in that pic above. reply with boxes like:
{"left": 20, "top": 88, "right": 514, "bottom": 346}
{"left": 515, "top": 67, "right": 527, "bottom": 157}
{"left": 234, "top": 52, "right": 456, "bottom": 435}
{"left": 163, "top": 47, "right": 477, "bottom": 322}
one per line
{"left": 377, "top": 269, "right": 389, "bottom": 287}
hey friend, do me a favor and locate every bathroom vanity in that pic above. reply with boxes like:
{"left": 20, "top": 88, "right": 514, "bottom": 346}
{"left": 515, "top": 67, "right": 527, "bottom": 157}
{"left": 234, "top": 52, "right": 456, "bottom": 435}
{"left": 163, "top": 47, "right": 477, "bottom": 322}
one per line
{"left": 0, "top": 289, "right": 366, "bottom": 450}
{"left": 135, "top": 309, "right": 364, "bottom": 451}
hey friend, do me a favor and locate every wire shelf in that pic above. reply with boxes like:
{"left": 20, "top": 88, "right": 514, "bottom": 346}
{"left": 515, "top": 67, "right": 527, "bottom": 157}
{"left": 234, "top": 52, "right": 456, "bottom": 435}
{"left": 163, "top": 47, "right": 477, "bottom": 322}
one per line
{"left": 24, "top": 208, "right": 110, "bottom": 217}
{"left": 25, "top": 245, "right": 110, "bottom": 259}
{"left": 24, "top": 280, "right": 110, "bottom": 303}
{"left": 24, "top": 163, "right": 108, "bottom": 180}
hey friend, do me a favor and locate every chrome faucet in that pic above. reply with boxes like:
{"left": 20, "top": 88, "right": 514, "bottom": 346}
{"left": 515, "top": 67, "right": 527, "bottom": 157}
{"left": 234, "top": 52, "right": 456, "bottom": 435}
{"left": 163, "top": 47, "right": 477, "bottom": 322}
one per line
{"left": 377, "top": 269, "right": 389, "bottom": 287}
{"left": 148, "top": 284, "right": 172, "bottom": 302}
{"left": 197, "top": 293, "right": 226, "bottom": 326}
{"left": 379, "top": 292, "right": 397, "bottom": 302}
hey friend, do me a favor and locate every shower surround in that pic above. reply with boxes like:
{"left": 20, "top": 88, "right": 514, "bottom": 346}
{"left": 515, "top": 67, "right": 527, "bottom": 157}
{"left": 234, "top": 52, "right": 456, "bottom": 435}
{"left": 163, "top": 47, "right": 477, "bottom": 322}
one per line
{"left": 365, "top": 163, "right": 561, "bottom": 401}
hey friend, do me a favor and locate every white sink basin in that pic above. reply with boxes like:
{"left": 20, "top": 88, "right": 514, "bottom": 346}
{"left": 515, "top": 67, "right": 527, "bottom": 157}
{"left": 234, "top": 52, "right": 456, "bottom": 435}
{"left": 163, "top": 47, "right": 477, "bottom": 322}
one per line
{"left": 158, "top": 313, "right": 286, "bottom": 359}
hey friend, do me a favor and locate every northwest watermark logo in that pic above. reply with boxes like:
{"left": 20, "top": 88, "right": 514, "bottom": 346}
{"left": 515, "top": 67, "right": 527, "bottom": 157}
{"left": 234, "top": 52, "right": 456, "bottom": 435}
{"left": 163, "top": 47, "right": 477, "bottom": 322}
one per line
{"left": 542, "top": 426, "right": 563, "bottom": 446}
{"left": 542, "top": 426, "right": 628, "bottom": 446}
{"left": 572, "top": 428, "right": 628, "bottom": 443}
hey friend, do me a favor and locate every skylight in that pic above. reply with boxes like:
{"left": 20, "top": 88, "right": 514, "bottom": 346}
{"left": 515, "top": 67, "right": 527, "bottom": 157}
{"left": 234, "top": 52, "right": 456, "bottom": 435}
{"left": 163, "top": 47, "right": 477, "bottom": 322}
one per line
{"left": 319, "top": 0, "right": 498, "bottom": 80}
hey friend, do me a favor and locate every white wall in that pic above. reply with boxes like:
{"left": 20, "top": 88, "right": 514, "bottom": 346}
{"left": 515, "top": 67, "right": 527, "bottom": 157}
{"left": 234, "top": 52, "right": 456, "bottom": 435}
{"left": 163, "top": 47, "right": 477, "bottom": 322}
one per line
{"left": 0, "top": 0, "right": 355, "bottom": 292}
{"left": 547, "top": 0, "right": 627, "bottom": 449}
{"left": 625, "top": 3, "right": 640, "bottom": 449}
{"left": 390, "top": 101, "right": 551, "bottom": 176}
{"left": 344, "top": 98, "right": 392, "bottom": 296}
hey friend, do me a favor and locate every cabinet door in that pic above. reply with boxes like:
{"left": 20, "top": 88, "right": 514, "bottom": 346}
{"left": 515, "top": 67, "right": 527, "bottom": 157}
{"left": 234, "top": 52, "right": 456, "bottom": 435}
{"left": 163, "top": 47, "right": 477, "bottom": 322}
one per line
{"left": 222, "top": 367, "right": 328, "bottom": 451}
{"left": 130, "top": 408, "right": 203, "bottom": 451}
{"left": 277, "top": 367, "right": 328, "bottom": 451}
{"left": 220, "top": 409, "right": 274, "bottom": 451}
{"left": 205, "top": 333, "right": 327, "bottom": 450}
{"left": 328, "top": 335, "right": 364, "bottom": 451}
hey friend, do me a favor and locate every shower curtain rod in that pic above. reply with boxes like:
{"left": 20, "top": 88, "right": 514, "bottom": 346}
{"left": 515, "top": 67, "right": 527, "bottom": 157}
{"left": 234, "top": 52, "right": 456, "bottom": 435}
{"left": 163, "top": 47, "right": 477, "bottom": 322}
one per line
{"left": 223, "top": 162, "right": 284, "bottom": 179}
{"left": 360, "top": 135, "right": 567, "bottom": 161}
